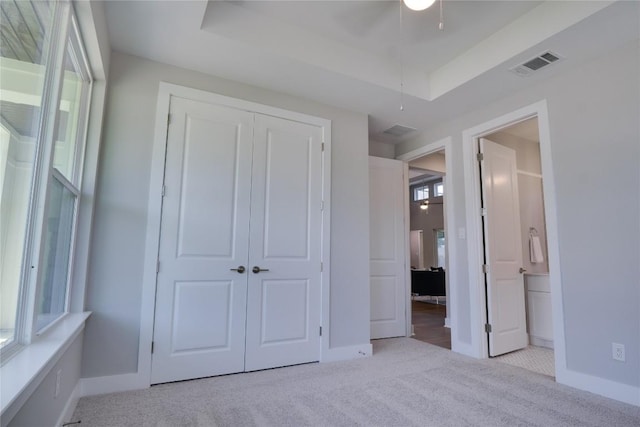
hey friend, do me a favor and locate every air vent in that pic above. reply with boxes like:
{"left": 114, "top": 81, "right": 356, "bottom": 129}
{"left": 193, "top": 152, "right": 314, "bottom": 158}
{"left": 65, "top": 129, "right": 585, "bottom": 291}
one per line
{"left": 383, "top": 124, "right": 416, "bottom": 137}
{"left": 510, "top": 51, "right": 563, "bottom": 77}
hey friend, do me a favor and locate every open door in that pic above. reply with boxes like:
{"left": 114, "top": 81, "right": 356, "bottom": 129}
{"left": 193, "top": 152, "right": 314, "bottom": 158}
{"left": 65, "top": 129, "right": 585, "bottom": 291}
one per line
{"left": 369, "top": 156, "right": 407, "bottom": 339}
{"left": 480, "top": 138, "right": 528, "bottom": 356}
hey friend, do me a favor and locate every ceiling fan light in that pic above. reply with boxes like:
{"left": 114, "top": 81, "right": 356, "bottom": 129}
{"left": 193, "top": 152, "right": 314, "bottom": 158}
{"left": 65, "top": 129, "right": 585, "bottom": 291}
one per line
{"left": 403, "top": 0, "right": 436, "bottom": 11}
{"left": 420, "top": 200, "right": 429, "bottom": 210}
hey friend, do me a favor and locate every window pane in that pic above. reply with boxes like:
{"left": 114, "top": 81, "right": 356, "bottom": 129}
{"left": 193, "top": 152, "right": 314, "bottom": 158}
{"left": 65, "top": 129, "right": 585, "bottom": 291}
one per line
{"left": 36, "top": 175, "right": 76, "bottom": 331}
{"left": 413, "top": 186, "right": 429, "bottom": 201}
{"left": 0, "top": 0, "right": 53, "bottom": 348}
{"left": 435, "top": 182, "right": 444, "bottom": 197}
{"left": 53, "top": 43, "right": 89, "bottom": 183}
{"left": 436, "top": 229, "right": 445, "bottom": 268}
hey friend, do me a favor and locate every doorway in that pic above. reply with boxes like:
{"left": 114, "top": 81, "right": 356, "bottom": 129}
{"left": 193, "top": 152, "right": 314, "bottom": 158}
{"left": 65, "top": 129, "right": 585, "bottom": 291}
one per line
{"left": 462, "top": 101, "right": 563, "bottom": 379}
{"left": 480, "top": 118, "right": 555, "bottom": 377}
{"left": 148, "top": 91, "right": 329, "bottom": 384}
{"left": 407, "top": 149, "right": 451, "bottom": 350}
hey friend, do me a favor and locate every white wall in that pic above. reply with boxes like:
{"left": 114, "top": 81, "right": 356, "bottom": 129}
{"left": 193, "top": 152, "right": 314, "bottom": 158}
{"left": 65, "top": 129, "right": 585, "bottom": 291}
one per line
{"left": 369, "top": 140, "right": 395, "bottom": 158}
{"left": 7, "top": 334, "right": 83, "bottom": 427}
{"left": 81, "top": 51, "right": 371, "bottom": 378}
{"left": 397, "top": 41, "right": 639, "bottom": 391}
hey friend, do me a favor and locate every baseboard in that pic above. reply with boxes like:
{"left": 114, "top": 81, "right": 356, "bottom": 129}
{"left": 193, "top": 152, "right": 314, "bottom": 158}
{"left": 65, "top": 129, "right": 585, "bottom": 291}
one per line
{"left": 451, "top": 339, "right": 479, "bottom": 358}
{"left": 80, "top": 372, "right": 147, "bottom": 397}
{"left": 56, "top": 381, "right": 82, "bottom": 426}
{"left": 321, "top": 344, "right": 372, "bottom": 363}
{"left": 529, "top": 336, "right": 553, "bottom": 349}
{"left": 557, "top": 368, "right": 640, "bottom": 406}
{"left": 444, "top": 317, "right": 451, "bottom": 328}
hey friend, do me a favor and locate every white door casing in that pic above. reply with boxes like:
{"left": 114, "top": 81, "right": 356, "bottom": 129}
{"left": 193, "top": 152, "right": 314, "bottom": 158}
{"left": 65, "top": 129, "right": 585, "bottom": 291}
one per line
{"left": 244, "top": 114, "right": 323, "bottom": 371}
{"left": 152, "top": 96, "right": 324, "bottom": 383}
{"left": 369, "top": 156, "right": 407, "bottom": 339}
{"left": 480, "top": 138, "right": 528, "bottom": 356}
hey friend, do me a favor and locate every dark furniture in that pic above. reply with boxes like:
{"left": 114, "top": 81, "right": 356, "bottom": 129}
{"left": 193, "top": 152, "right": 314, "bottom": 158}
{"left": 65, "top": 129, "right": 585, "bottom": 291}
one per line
{"left": 411, "top": 269, "right": 446, "bottom": 297}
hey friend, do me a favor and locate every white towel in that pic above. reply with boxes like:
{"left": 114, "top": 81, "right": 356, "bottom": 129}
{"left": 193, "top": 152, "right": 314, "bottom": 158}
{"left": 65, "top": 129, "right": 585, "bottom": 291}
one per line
{"left": 530, "top": 235, "right": 544, "bottom": 263}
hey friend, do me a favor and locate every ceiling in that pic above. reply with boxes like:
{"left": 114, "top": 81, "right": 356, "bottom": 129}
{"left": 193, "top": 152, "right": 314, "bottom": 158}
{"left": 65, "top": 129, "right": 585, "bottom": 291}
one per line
{"left": 104, "top": 1, "right": 639, "bottom": 144}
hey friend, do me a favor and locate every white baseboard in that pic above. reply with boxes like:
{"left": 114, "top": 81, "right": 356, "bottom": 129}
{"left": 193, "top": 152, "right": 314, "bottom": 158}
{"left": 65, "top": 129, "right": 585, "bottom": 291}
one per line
{"left": 444, "top": 317, "right": 451, "bottom": 328}
{"left": 56, "top": 381, "right": 82, "bottom": 426}
{"left": 321, "top": 344, "right": 372, "bottom": 363}
{"left": 80, "top": 372, "right": 148, "bottom": 397}
{"left": 557, "top": 368, "right": 640, "bottom": 407}
{"left": 451, "top": 339, "right": 480, "bottom": 358}
{"left": 529, "top": 336, "right": 554, "bottom": 349}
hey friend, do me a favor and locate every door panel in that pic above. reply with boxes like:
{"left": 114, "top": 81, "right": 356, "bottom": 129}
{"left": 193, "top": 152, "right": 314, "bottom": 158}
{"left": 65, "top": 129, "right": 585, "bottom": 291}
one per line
{"left": 369, "top": 157, "right": 407, "bottom": 339}
{"left": 480, "top": 138, "right": 528, "bottom": 357}
{"left": 151, "top": 97, "right": 254, "bottom": 384}
{"left": 244, "top": 115, "right": 322, "bottom": 371}
{"left": 171, "top": 281, "right": 232, "bottom": 352}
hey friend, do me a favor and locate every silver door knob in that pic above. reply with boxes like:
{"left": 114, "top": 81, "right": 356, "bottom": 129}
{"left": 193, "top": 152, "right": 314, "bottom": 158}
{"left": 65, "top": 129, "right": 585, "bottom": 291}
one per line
{"left": 252, "top": 266, "right": 270, "bottom": 274}
{"left": 230, "top": 266, "right": 245, "bottom": 273}
{"left": 519, "top": 267, "right": 527, "bottom": 274}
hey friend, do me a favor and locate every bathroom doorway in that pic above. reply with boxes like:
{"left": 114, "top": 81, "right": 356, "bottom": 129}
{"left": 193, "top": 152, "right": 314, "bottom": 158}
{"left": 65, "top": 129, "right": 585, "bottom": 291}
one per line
{"left": 480, "top": 117, "right": 555, "bottom": 377}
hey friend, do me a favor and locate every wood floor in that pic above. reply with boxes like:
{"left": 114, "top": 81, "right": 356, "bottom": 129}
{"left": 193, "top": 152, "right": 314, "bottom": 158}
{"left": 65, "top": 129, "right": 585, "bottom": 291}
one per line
{"left": 411, "top": 300, "right": 451, "bottom": 349}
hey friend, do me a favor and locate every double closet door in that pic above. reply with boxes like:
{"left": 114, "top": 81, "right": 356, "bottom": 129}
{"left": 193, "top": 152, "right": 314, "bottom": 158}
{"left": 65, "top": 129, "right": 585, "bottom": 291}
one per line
{"left": 151, "top": 97, "right": 324, "bottom": 384}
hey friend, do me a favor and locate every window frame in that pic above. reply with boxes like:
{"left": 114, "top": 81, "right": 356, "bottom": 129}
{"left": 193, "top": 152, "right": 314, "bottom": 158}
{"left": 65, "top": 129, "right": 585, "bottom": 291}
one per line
{"left": 0, "top": 0, "right": 93, "bottom": 360}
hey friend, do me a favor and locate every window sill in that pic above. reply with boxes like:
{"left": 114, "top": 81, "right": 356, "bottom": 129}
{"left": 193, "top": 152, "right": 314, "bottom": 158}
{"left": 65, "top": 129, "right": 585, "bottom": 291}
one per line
{"left": 0, "top": 312, "right": 91, "bottom": 424}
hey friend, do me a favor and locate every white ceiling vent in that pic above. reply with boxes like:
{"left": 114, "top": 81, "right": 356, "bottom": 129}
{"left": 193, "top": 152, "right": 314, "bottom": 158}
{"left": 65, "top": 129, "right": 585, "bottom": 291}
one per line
{"left": 510, "top": 51, "right": 563, "bottom": 77}
{"left": 383, "top": 124, "right": 417, "bottom": 137}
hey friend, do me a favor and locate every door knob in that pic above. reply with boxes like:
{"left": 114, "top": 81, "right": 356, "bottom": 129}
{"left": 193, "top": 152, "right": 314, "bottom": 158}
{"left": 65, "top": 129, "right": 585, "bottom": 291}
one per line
{"left": 230, "top": 266, "right": 245, "bottom": 273}
{"left": 519, "top": 267, "right": 527, "bottom": 274}
{"left": 252, "top": 266, "right": 270, "bottom": 274}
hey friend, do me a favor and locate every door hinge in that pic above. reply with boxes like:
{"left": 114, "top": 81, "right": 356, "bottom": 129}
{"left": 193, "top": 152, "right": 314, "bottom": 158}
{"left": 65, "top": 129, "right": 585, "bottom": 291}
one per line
{"left": 319, "top": 326, "right": 322, "bottom": 336}
{"left": 485, "top": 323, "right": 492, "bottom": 333}
{"left": 321, "top": 143, "right": 325, "bottom": 152}
{"left": 151, "top": 341, "right": 155, "bottom": 353}
{"left": 156, "top": 261, "right": 160, "bottom": 274}
{"left": 320, "top": 262, "right": 323, "bottom": 272}
{"left": 481, "top": 207, "right": 487, "bottom": 216}
{"left": 477, "top": 152, "right": 484, "bottom": 161}
{"left": 167, "top": 114, "right": 171, "bottom": 126}
{"left": 161, "top": 185, "right": 166, "bottom": 197}
{"left": 482, "top": 264, "right": 488, "bottom": 274}
{"left": 320, "top": 201, "right": 324, "bottom": 211}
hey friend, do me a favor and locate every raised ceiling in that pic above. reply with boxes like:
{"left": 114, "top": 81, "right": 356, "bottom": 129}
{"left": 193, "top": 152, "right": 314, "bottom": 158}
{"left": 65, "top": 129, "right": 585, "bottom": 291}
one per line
{"left": 104, "top": 1, "right": 639, "bottom": 144}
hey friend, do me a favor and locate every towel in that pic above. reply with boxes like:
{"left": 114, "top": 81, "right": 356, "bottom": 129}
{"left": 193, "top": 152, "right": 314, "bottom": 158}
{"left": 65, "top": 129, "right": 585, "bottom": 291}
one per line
{"left": 530, "top": 235, "right": 544, "bottom": 263}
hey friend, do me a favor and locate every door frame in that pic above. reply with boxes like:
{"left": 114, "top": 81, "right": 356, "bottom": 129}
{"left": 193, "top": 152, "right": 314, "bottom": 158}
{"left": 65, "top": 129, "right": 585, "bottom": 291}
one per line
{"left": 461, "top": 100, "right": 566, "bottom": 373}
{"left": 396, "top": 137, "right": 456, "bottom": 342}
{"left": 138, "top": 82, "right": 332, "bottom": 388}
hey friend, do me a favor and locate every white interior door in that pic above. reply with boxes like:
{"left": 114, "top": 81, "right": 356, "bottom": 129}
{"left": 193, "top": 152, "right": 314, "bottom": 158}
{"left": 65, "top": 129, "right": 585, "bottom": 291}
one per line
{"left": 244, "top": 115, "right": 323, "bottom": 371}
{"left": 151, "top": 97, "right": 254, "bottom": 384}
{"left": 369, "top": 156, "right": 407, "bottom": 339}
{"left": 480, "top": 138, "right": 528, "bottom": 356}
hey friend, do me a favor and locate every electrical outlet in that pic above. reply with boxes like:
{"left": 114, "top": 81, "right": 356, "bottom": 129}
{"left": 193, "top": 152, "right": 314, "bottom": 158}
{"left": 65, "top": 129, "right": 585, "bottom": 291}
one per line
{"left": 55, "top": 369, "right": 62, "bottom": 397}
{"left": 612, "top": 343, "right": 625, "bottom": 362}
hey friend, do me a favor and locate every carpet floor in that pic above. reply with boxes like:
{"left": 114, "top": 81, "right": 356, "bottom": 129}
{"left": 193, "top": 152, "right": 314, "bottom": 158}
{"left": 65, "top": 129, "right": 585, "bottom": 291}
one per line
{"left": 73, "top": 338, "right": 640, "bottom": 426}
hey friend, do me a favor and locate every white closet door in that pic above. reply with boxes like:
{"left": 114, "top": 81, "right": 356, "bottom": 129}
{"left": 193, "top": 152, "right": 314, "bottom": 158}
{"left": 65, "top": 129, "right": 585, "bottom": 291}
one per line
{"left": 480, "top": 138, "right": 528, "bottom": 357}
{"left": 244, "top": 115, "right": 323, "bottom": 371}
{"left": 151, "top": 97, "right": 254, "bottom": 384}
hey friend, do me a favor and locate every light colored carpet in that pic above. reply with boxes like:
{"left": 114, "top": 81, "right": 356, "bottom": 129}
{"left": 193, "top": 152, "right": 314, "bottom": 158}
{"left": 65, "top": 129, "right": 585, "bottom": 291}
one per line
{"left": 494, "top": 345, "right": 555, "bottom": 377}
{"left": 73, "top": 338, "right": 640, "bottom": 426}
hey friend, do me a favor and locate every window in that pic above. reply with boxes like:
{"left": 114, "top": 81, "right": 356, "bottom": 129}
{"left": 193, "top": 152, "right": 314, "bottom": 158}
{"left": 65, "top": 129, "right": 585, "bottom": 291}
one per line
{"left": 434, "top": 182, "right": 444, "bottom": 197}
{"left": 413, "top": 185, "right": 429, "bottom": 201}
{"left": 435, "top": 229, "right": 445, "bottom": 268}
{"left": 0, "top": 0, "right": 91, "bottom": 354}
